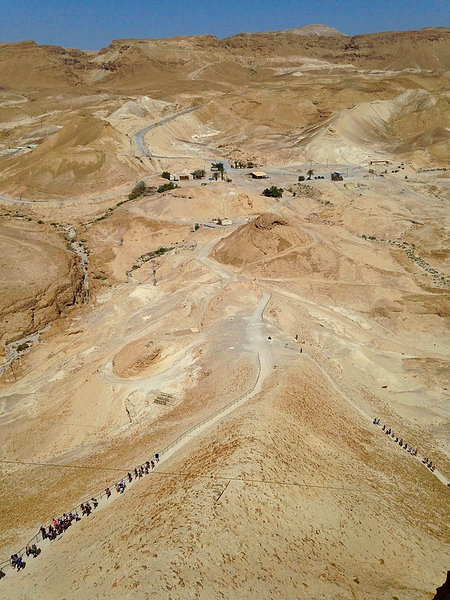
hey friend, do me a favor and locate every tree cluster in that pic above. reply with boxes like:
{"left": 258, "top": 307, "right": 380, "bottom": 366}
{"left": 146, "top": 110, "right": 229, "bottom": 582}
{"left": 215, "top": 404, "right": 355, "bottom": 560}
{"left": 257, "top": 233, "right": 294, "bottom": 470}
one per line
{"left": 262, "top": 186, "right": 284, "bottom": 199}
{"left": 128, "top": 181, "right": 148, "bottom": 200}
{"left": 157, "top": 181, "right": 176, "bottom": 193}
{"left": 211, "top": 162, "right": 226, "bottom": 180}
{"left": 231, "top": 159, "right": 256, "bottom": 169}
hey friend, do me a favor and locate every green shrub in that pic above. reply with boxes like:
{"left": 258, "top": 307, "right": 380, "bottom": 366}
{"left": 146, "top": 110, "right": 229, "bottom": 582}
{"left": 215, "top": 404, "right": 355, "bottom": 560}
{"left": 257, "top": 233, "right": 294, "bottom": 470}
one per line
{"left": 298, "top": 175, "right": 305, "bottom": 181}
{"left": 157, "top": 182, "right": 175, "bottom": 193}
{"left": 161, "top": 171, "right": 171, "bottom": 180}
{"left": 262, "top": 186, "right": 284, "bottom": 198}
{"left": 128, "top": 180, "right": 146, "bottom": 200}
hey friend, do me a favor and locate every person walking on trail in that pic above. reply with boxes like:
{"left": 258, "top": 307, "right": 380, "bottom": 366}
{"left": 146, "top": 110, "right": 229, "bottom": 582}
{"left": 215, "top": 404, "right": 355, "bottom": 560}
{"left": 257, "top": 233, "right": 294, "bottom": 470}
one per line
{"left": 40, "top": 525, "right": 47, "bottom": 540}
{"left": 11, "top": 555, "right": 25, "bottom": 571}
{"left": 105, "top": 487, "right": 111, "bottom": 499}
{"left": 16, "top": 556, "right": 25, "bottom": 571}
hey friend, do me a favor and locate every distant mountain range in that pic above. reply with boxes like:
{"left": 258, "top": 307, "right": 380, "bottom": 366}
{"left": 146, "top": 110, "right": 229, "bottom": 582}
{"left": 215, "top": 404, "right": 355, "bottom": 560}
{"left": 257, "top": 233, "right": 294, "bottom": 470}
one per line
{"left": 0, "top": 26, "right": 449, "bottom": 94}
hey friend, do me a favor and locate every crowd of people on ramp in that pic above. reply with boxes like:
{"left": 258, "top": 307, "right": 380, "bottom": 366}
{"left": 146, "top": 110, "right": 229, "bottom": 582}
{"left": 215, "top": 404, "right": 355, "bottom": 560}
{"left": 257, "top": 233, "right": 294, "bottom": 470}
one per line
{"left": 3, "top": 411, "right": 449, "bottom": 580}
{"left": 373, "top": 418, "right": 443, "bottom": 477}
{"left": 2, "top": 453, "right": 160, "bottom": 577}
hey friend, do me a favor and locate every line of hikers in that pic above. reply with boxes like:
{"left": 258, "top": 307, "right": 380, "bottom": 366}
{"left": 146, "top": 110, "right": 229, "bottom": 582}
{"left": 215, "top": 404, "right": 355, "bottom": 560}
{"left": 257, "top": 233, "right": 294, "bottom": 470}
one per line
{"left": 373, "top": 418, "right": 438, "bottom": 472}
{"left": 3, "top": 453, "right": 160, "bottom": 575}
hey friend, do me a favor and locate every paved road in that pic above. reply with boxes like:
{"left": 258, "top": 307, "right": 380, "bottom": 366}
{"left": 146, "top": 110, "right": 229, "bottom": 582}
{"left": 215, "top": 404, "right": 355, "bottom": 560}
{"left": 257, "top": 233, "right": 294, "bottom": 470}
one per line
{"left": 133, "top": 105, "right": 203, "bottom": 157}
{"left": 191, "top": 63, "right": 212, "bottom": 80}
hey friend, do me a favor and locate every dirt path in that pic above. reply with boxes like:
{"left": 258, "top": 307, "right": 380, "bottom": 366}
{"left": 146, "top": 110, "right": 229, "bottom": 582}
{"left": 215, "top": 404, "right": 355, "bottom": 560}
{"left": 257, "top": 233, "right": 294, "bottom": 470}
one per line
{"left": 159, "top": 291, "right": 272, "bottom": 463}
{"left": 191, "top": 63, "right": 212, "bottom": 80}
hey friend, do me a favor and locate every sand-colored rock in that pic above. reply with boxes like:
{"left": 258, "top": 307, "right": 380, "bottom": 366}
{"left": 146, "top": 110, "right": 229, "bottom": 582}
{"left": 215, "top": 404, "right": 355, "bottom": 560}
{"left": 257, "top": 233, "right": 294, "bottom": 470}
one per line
{"left": 0, "top": 116, "right": 147, "bottom": 199}
{"left": 0, "top": 218, "right": 85, "bottom": 355}
{"left": 113, "top": 339, "right": 165, "bottom": 379}
{"left": 212, "top": 213, "right": 312, "bottom": 268}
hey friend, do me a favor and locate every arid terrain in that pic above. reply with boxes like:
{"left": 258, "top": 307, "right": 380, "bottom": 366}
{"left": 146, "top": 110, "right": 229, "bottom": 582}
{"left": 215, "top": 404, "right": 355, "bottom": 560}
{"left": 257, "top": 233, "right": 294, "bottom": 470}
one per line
{"left": 0, "top": 24, "right": 450, "bottom": 599}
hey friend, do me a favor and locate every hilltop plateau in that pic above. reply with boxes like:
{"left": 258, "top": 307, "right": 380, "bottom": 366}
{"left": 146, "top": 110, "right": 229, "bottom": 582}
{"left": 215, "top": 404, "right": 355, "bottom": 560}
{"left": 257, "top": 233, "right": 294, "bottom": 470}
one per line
{"left": 0, "top": 24, "right": 450, "bottom": 600}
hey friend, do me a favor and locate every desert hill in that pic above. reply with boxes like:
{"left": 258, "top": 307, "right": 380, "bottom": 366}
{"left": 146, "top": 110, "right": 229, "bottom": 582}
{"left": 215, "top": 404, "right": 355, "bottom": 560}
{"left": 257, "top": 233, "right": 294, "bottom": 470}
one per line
{"left": 343, "top": 27, "right": 450, "bottom": 71}
{"left": 0, "top": 25, "right": 448, "bottom": 196}
{"left": 212, "top": 213, "right": 312, "bottom": 268}
{"left": 108, "top": 96, "right": 171, "bottom": 120}
{"left": 0, "top": 40, "right": 89, "bottom": 90}
{"left": 287, "top": 24, "right": 347, "bottom": 37}
{"left": 222, "top": 27, "right": 450, "bottom": 71}
{"left": 293, "top": 89, "right": 443, "bottom": 164}
{"left": 3, "top": 357, "right": 450, "bottom": 599}
{"left": 0, "top": 218, "right": 85, "bottom": 361}
{"left": 0, "top": 160, "right": 450, "bottom": 598}
{"left": 0, "top": 115, "right": 147, "bottom": 199}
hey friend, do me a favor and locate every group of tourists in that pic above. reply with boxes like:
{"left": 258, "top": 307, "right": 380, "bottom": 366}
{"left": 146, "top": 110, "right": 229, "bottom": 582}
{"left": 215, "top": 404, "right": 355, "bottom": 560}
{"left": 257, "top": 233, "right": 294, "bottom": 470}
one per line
{"left": 25, "top": 544, "right": 40, "bottom": 558}
{"left": 40, "top": 512, "right": 81, "bottom": 541}
{"left": 3, "top": 452, "right": 160, "bottom": 576}
{"left": 373, "top": 418, "right": 440, "bottom": 474}
{"left": 10, "top": 555, "right": 26, "bottom": 572}
{"left": 422, "top": 457, "right": 437, "bottom": 472}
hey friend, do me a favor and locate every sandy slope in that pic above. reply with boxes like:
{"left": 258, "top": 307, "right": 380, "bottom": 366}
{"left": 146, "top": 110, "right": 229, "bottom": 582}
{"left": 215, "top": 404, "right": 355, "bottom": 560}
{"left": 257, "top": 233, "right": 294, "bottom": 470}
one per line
{"left": 2, "top": 346, "right": 449, "bottom": 599}
{"left": 1, "top": 168, "right": 450, "bottom": 598}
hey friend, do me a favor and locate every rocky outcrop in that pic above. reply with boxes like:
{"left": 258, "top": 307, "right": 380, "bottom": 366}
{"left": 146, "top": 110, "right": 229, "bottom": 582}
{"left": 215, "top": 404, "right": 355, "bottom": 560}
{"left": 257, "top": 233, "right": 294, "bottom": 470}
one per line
{"left": 0, "top": 220, "right": 86, "bottom": 359}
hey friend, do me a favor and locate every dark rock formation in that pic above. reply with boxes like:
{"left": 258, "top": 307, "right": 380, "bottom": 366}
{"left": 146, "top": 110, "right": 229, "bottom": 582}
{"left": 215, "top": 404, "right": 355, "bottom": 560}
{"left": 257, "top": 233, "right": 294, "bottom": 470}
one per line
{"left": 433, "top": 572, "right": 450, "bottom": 600}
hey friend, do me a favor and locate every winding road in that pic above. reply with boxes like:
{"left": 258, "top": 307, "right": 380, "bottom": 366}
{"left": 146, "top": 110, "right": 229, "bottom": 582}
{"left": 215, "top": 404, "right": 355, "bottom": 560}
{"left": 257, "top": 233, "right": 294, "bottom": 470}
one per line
{"left": 132, "top": 105, "right": 203, "bottom": 157}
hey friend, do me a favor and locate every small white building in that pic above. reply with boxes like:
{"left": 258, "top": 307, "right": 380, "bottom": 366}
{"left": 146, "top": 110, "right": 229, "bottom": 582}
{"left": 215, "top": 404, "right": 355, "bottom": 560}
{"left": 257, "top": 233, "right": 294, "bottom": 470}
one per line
{"left": 171, "top": 171, "right": 191, "bottom": 181}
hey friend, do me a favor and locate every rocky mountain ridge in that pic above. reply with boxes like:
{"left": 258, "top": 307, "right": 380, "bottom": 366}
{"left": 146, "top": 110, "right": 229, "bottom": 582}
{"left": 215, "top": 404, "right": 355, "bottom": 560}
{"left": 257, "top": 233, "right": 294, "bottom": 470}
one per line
{"left": 0, "top": 27, "right": 449, "bottom": 94}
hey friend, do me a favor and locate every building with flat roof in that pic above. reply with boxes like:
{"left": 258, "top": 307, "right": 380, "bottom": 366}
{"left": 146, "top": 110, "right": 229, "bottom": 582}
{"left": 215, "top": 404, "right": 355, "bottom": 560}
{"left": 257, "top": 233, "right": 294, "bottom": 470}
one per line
{"left": 370, "top": 159, "right": 390, "bottom": 165}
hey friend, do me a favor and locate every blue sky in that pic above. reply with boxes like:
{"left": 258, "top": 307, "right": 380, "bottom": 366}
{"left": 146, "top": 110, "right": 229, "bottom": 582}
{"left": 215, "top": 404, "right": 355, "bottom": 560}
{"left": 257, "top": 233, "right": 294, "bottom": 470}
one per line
{"left": 0, "top": 0, "right": 448, "bottom": 50}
